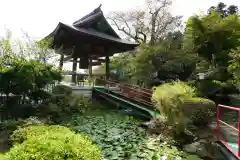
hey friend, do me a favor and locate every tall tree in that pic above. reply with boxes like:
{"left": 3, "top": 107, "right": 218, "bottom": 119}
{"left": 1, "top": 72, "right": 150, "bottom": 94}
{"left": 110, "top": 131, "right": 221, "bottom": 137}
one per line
{"left": 184, "top": 11, "right": 240, "bottom": 81}
{"left": 108, "top": 0, "right": 182, "bottom": 45}
{"left": 208, "top": 2, "right": 239, "bottom": 17}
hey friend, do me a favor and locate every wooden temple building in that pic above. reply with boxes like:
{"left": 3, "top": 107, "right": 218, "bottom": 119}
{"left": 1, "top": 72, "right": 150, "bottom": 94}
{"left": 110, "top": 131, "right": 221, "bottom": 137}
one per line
{"left": 42, "top": 5, "right": 139, "bottom": 83}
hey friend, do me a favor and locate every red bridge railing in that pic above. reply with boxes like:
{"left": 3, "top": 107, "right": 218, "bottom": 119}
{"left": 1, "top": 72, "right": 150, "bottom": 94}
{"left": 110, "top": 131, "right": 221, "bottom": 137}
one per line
{"left": 217, "top": 104, "right": 240, "bottom": 157}
{"left": 96, "top": 79, "right": 157, "bottom": 119}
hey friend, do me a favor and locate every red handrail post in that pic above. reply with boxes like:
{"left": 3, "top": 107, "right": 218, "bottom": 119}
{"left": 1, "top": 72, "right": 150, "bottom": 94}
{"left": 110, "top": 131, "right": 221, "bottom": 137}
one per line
{"left": 238, "top": 111, "right": 240, "bottom": 157}
{"left": 217, "top": 104, "right": 221, "bottom": 141}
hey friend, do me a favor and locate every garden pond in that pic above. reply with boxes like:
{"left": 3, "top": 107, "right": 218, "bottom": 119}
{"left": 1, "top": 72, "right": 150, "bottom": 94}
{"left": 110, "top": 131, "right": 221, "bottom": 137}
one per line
{"left": 63, "top": 103, "right": 201, "bottom": 160}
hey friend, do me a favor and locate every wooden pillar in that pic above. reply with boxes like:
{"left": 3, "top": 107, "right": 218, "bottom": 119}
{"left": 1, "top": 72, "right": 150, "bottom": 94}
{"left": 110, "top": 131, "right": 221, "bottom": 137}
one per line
{"left": 72, "top": 57, "right": 77, "bottom": 84}
{"left": 105, "top": 56, "right": 110, "bottom": 79}
{"left": 59, "top": 54, "right": 64, "bottom": 70}
{"left": 89, "top": 58, "right": 92, "bottom": 78}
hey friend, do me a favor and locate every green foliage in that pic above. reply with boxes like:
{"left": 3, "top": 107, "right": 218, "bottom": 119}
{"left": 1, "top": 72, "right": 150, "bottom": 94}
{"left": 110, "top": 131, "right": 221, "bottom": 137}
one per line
{"left": 137, "top": 44, "right": 197, "bottom": 83}
{"left": 184, "top": 12, "right": 240, "bottom": 67}
{"left": 197, "top": 79, "right": 238, "bottom": 97}
{"left": 52, "top": 85, "right": 72, "bottom": 95}
{"left": 11, "top": 125, "right": 73, "bottom": 144}
{"left": 0, "top": 58, "right": 63, "bottom": 121}
{"left": 152, "top": 81, "right": 215, "bottom": 134}
{"left": 0, "top": 153, "right": 6, "bottom": 160}
{"left": 152, "top": 143, "right": 202, "bottom": 160}
{"left": 102, "top": 43, "right": 198, "bottom": 87}
{"left": 191, "top": 108, "right": 214, "bottom": 125}
{"left": 152, "top": 81, "right": 196, "bottom": 127}
{"left": 37, "top": 92, "right": 90, "bottom": 122}
{"left": 95, "top": 53, "right": 136, "bottom": 82}
{"left": 71, "top": 113, "right": 148, "bottom": 159}
{"left": 66, "top": 106, "right": 201, "bottom": 160}
{"left": 183, "top": 98, "right": 216, "bottom": 125}
{"left": 0, "top": 120, "right": 22, "bottom": 132}
{"left": 0, "top": 31, "right": 62, "bottom": 107}
{"left": 0, "top": 59, "right": 62, "bottom": 103}
{"left": 7, "top": 125, "right": 101, "bottom": 160}
{"left": 183, "top": 11, "right": 240, "bottom": 86}
{"left": 208, "top": 2, "right": 239, "bottom": 17}
{"left": 228, "top": 47, "right": 240, "bottom": 83}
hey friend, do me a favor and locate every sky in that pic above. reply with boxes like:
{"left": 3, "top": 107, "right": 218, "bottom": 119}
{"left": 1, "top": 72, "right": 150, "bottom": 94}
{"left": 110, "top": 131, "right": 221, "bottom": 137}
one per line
{"left": 0, "top": 0, "right": 239, "bottom": 71}
{"left": 0, "top": 0, "right": 239, "bottom": 39}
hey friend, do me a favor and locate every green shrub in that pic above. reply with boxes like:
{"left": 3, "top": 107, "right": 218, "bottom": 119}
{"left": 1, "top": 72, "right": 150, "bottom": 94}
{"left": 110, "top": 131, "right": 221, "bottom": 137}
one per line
{"left": 0, "top": 120, "right": 22, "bottom": 132}
{"left": 181, "top": 98, "right": 215, "bottom": 115}
{"left": 37, "top": 92, "right": 90, "bottom": 122}
{"left": 0, "top": 153, "right": 6, "bottom": 160}
{"left": 197, "top": 79, "right": 238, "bottom": 97}
{"left": 183, "top": 98, "right": 216, "bottom": 125}
{"left": 0, "top": 59, "right": 62, "bottom": 102}
{"left": 11, "top": 125, "right": 73, "bottom": 144}
{"left": 152, "top": 81, "right": 196, "bottom": 131}
{"left": 52, "top": 85, "right": 72, "bottom": 95}
{"left": 152, "top": 144, "right": 202, "bottom": 160}
{"left": 7, "top": 125, "right": 101, "bottom": 160}
{"left": 152, "top": 81, "right": 215, "bottom": 132}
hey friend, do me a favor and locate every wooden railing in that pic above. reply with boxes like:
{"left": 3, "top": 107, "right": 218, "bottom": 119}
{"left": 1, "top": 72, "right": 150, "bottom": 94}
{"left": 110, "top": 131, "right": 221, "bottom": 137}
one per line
{"left": 217, "top": 104, "right": 240, "bottom": 157}
{"left": 97, "top": 79, "right": 157, "bottom": 119}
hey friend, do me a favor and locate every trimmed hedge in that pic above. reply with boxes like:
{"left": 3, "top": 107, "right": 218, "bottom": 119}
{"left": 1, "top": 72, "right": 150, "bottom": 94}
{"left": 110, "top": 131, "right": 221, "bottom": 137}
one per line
{"left": 4, "top": 125, "right": 101, "bottom": 160}
{"left": 11, "top": 125, "right": 73, "bottom": 144}
{"left": 181, "top": 97, "right": 215, "bottom": 125}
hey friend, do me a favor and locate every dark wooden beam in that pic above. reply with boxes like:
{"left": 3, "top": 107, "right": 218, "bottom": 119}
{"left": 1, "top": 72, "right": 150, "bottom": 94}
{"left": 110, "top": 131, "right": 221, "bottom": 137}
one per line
{"left": 105, "top": 56, "right": 110, "bottom": 79}
{"left": 89, "top": 59, "right": 92, "bottom": 78}
{"left": 71, "top": 57, "right": 78, "bottom": 83}
{"left": 59, "top": 54, "right": 64, "bottom": 70}
{"left": 69, "top": 60, "right": 105, "bottom": 65}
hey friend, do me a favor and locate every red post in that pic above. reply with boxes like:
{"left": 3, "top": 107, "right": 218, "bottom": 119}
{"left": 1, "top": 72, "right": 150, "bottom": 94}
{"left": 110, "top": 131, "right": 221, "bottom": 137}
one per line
{"left": 238, "top": 111, "right": 240, "bottom": 157}
{"left": 217, "top": 104, "right": 221, "bottom": 141}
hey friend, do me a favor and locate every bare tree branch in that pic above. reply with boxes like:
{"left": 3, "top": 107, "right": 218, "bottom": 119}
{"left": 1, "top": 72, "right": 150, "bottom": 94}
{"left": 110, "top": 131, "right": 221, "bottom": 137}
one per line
{"left": 108, "top": 17, "right": 140, "bottom": 42}
{"left": 108, "top": 0, "right": 181, "bottom": 45}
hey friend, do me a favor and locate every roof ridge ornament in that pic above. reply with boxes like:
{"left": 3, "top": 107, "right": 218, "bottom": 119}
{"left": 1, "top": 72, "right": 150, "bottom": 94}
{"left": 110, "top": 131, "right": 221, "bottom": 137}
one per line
{"left": 97, "top": 4, "right": 102, "bottom": 9}
{"left": 73, "top": 4, "right": 103, "bottom": 26}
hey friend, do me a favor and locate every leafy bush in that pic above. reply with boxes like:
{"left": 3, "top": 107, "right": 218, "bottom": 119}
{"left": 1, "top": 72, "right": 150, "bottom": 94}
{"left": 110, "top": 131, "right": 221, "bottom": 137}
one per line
{"left": 0, "top": 58, "right": 62, "bottom": 121}
{"left": 0, "top": 120, "right": 22, "bottom": 132}
{"left": 183, "top": 98, "right": 215, "bottom": 125}
{"left": 0, "top": 153, "right": 5, "bottom": 160}
{"left": 152, "top": 81, "right": 215, "bottom": 132}
{"left": 42, "top": 95, "right": 89, "bottom": 122}
{"left": 11, "top": 125, "right": 72, "bottom": 144}
{"left": 0, "top": 59, "right": 62, "bottom": 102}
{"left": 36, "top": 84, "right": 90, "bottom": 122}
{"left": 152, "top": 81, "right": 196, "bottom": 130}
{"left": 6, "top": 125, "right": 101, "bottom": 160}
{"left": 52, "top": 85, "right": 72, "bottom": 95}
{"left": 152, "top": 143, "right": 202, "bottom": 160}
{"left": 197, "top": 79, "right": 238, "bottom": 97}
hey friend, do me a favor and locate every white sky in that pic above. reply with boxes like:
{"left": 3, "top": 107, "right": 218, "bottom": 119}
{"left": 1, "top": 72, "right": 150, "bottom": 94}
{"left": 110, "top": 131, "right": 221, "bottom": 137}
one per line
{"left": 0, "top": 0, "right": 239, "bottom": 71}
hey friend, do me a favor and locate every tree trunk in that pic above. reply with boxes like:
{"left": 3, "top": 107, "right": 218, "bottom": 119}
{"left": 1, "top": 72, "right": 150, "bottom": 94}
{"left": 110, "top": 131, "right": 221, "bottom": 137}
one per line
{"left": 150, "top": 14, "right": 157, "bottom": 45}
